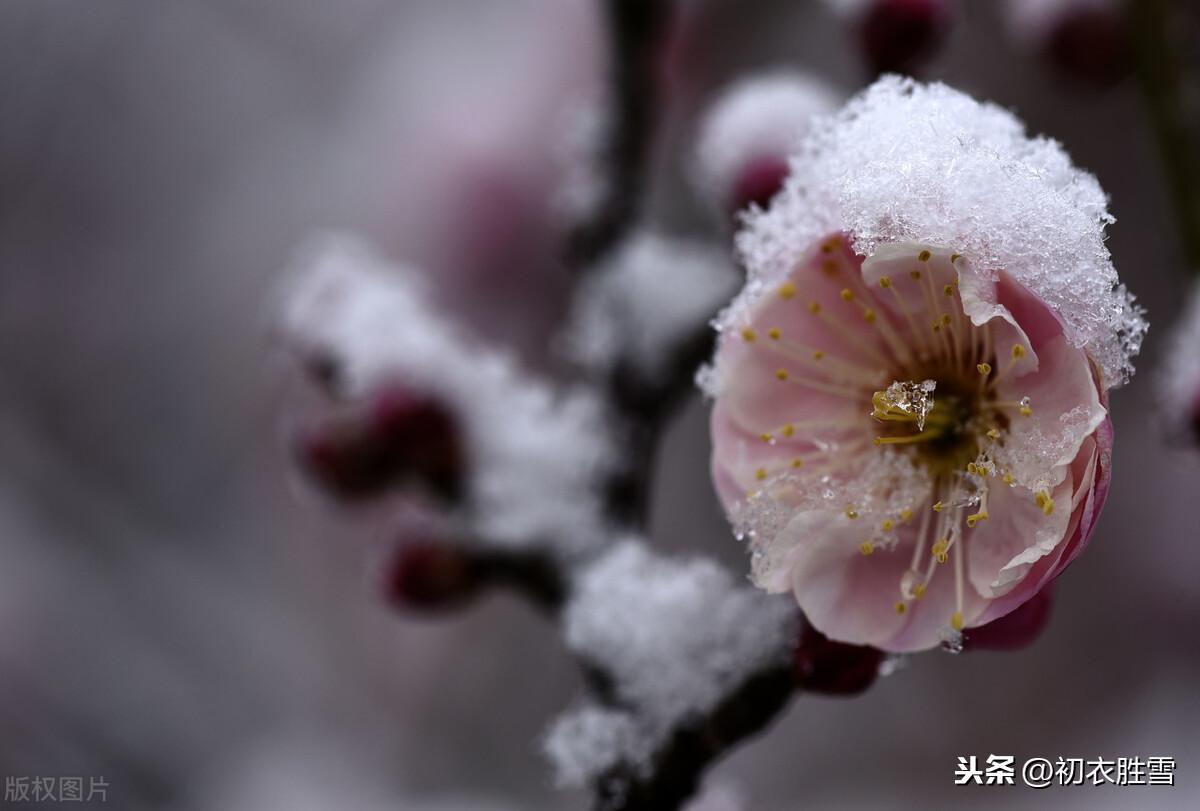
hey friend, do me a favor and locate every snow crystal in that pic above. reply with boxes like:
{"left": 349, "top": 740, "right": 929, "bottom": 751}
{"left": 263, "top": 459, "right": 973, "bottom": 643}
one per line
{"left": 1157, "top": 279, "right": 1200, "bottom": 438}
{"left": 542, "top": 703, "right": 652, "bottom": 788}
{"left": 727, "top": 76, "right": 1146, "bottom": 389}
{"left": 278, "top": 233, "right": 618, "bottom": 554}
{"left": 564, "top": 231, "right": 737, "bottom": 380}
{"left": 561, "top": 540, "right": 796, "bottom": 759}
{"left": 693, "top": 71, "right": 840, "bottom": 213}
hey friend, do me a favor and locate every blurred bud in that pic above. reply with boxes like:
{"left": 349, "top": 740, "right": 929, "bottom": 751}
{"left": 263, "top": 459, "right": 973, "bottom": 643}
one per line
{"left": 295, "top": 385, "right": 463, "bottom": 501}
{"left": 383, "top": 541, "right": 482, "bottom": 613}
{"left": 1005, "top": 0, "right": 1129, "bottom": 86}
{"left": 730, "top": 154, "right": 791, "bottom": 215}
{"left": 854, "top": 0, "right": 954, "bottom": 77}
{"left": 963, "top": 585, "right": 1055, "bottom": 651}
{"left": 793, "top": 620, "right": 884, "bottom": 695}
{"left": 693, "top": 71, "right": 840, "bottom": 219}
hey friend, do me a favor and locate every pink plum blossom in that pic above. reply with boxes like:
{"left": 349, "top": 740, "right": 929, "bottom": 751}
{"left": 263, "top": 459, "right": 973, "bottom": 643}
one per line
{"left": 705, "top": 78, "right": 1144, "bottom": 652}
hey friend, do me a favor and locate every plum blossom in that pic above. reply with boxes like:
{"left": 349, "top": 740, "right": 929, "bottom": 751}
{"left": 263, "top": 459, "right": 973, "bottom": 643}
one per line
{"left": 705, "top": 78, "right": 1144, "bottom": 652}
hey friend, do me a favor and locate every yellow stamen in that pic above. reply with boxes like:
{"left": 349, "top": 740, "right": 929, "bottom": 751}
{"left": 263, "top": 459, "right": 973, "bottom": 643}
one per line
{"left": 860, "top": 541, "right": 874, "bottom": 556}
{"left": 740, "top": 328, "right": 757, "bottom": 342}
{"left": 840, "top": 288, "right": 854, "bottom": 302}
{"left": 932, "top": 538, "right": 949, "bottom": 564}
{"left": 910, "top": 270, "right": 922, "bottom": 280}
{"left": 977, "top": 362, "right": 992, "bottom": 375}
{"left": 951, "top": 611, "right": 965, "bottom": 631}
{"left": 781, "top": 424, "right": 795, "bottom": 437}
{"left": 913, "top": 584, "right": 927, "bottom": 599}
{"left": 760, "top": 433, "right": 772, "bottom": 443}
{"left": 1003, "top": 471, "right": 1015, "bottom": 486}
{"left": 950, "top": 253, "right": 962, "bottom": 263}
{"left": 768, "top": 327, "right": 782, "bottom": 340}
{"left": 808, "top": 301, "right": 821, "bottom": 314}
{"left": 965, "top": 511, "right": 988, "bottom": 528}
{"left": 1012, "top": 344, "right": 1027, "bottom": 359}
{"left": 1035, "top": 490, "right": 1054, "bottom": 516}
{"left": 791, "top": 458, "right": 803, "bottom": 468}
{"left": 755, "top": 468, "right": 767, "bottom": 481}
{"left": 778, "top": 282, "right": 796, "bottom": 300}
{"left": 881, "top": 519, "right": 894, "bottom": 532}
{"left": 812, "top": 350, "right": 824, "bottom": 360}
{"left": 900, "top": 507, "right": 914, "bottom": 521}
{"left": 932, "top": 501, "right": 945, "bottom": 513}
{"left": 986, "top": 428, "right": 1001, "bottom": 440}
{"left": 845, "top": 505, "right": 859, "bottom": 519}
{"left": 879, "top": 276, "right": 892, "bottom": 288}
{"left": 863, "top": 309, "right": 877, "bottom": 323}
{"left": 918, "top": 250, "right": 932, "bottom": 262}
{"left": 775, "top": 368, "right": 789, "bottom": 381}
{"left": 895, "top": 601, "right": 908, "bottom": 615}
{"left": 943, "top": 284, "right": 954, "bottom": 297}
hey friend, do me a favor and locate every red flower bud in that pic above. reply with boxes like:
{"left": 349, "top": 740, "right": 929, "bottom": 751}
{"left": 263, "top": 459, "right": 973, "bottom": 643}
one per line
{"left": 383, "top": 541, "right": 482, "bottom": 613}
{"left": 858, "top": 0, "right": 953, "bottom": 77}
{"left": 1042, "top": 4, "right": 1129, "bottom": 87}
{"left": 296, "top": 385, "right": 463, "bottom": 500}
{"left": 963, "top": 584, "right": 1055, "bottom": 651}
{"left": 793, "top": 620, "right": 885, "bottom": 695}
{"left": 729, "top": 154, "right": 791, "bottom": 216}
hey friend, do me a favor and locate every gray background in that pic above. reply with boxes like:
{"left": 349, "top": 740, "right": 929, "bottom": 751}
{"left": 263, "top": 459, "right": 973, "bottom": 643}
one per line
{"left": 0, "top": 1, "right": 1196, "bottom": 808}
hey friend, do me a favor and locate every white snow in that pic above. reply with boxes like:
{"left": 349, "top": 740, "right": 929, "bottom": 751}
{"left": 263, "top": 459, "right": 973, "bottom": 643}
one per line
{"left": 1158, "top": 280, "right": 1200, "bottom": 438}
{"left": 725, "top": 76, "right": 1146, "bottom": 389}
{"left": 693, "top": 71, "right": 840, "bottom": 213}
{"left": 278, "top": 233, "right": 618, "bottom": 555}
{"left": 546, "top": 540, "right": 796, "bottom": 784}
{"left": 564, "top": 231, "right": 738, "bottom": 380}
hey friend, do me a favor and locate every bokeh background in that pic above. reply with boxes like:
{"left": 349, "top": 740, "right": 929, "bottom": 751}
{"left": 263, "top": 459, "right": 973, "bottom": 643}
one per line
{"left": 1, "top": 1, "right": 1197, "bottom": 808}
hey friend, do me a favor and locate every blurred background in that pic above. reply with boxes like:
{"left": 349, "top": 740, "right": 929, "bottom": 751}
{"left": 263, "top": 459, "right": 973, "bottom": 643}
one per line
{"left": 0, "top": 0, "right": 1197, "bottom": 808}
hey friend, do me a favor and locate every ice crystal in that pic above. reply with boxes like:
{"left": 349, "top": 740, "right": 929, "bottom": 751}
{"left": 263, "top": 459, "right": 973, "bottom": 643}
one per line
{"left": 725, "top": 76, "right": 1146, "bottom": 388}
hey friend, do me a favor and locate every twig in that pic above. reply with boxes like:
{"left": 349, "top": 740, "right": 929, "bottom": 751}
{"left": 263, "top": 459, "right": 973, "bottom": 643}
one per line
{"left": 566, "top": 0, "right": 675, "bottom": 268}
{"left": 1132, "top": 0, "right": 1200, "bottom": 270}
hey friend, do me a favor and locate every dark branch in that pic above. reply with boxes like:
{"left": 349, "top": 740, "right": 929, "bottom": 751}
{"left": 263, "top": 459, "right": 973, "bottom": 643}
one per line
{"left": 592, "top": 666, "right": 796, "bottom": 811}
{"left": 1132, "top": 0, "right": 1200, "bottom": 271}
{"left": 566, "top": 0, "right": 675, "bottom": 268}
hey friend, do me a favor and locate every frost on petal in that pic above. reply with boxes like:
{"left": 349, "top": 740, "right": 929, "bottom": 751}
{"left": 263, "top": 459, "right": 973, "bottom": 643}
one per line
{"left": 693, "top": 71, "right": 841, "bottom": 213}
{"left": 542, "top": 704, "right": 652, "bottom": 788}
{"left": 561, "top": 540, "right": 796, "bottom": 753}
{"left": 727, "top": 76, "right": 1146, "bottom": 389}
{"left": 564, "top": 231, "right": 738, "bottom": 380}
{"left": 277, "top": 233, "right": 618, "bottom": 555}
{"left": 1157, "top": 279, "right": 1200, "bottom": 441}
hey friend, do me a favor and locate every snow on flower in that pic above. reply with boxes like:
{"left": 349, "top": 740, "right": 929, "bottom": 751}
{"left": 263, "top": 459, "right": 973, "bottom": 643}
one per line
{"left": 278, "top": 233, "right": 618, "bottom": 556}
{"left": 705, "top": 77, "right": 1144, "bottom": 652}
{"left": 693, "top": 71, "right": 841, "bottom": 215}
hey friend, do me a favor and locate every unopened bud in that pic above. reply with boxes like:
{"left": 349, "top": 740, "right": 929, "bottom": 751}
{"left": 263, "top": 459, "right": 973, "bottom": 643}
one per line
{"left": 963, "top": 584, "right": 1055, "bottom": 651}
{"left": 383, "top": 541, "right": 482, "bottom": 613}
{"left": 793, "top": 620, "right": 885, "bottom": 695}
{"left": 857, "top": 0, "right": 954, "bottom": 77}
{"left": 296, "top": 385, "right": 463, "bottom": 500}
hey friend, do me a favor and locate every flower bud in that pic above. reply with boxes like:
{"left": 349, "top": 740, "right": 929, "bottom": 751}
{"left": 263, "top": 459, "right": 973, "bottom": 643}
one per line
{"left": 1006, "top": 0, "right": 1129, "bottom": 86}
{"left": 730, "top": 154, "right": 792, "bottom": 216}
{"left": 856, "top": 0, "right": 954, "bottom": 77}
{"left": 295, "top": 385, "right": 463, "bottom": 501}
{"left": 383, "top": 541, "right": 482, "bottom": 613}
{"left": 793, "top": 620, "right": 884, "bottom": 695}
{"left": 963, "top": 584, "right": 1054, "bottom": 651}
